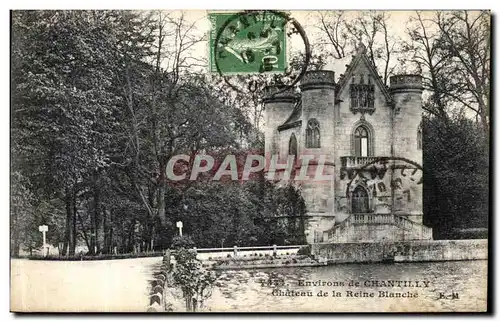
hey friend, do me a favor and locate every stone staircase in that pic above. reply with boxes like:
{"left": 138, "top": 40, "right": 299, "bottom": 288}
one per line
{"left": 326, "top": 213, "right": 432, "bottom": 243}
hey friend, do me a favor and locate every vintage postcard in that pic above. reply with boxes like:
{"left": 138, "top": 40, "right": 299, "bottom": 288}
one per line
{"left": 10, "top": 9, "right": 490, "bottom": 313}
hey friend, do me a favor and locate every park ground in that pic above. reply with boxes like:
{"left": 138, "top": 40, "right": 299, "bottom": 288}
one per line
{"left": 10, "top": 248, "right": 298, "bottom": 312}
{"left": 10, "top": 257, "right": 161, "bottom": 312}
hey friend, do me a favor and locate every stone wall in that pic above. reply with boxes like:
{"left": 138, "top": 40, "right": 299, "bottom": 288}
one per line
{"left": 263, "top": 87, "right": 296, "bottom": 157}
{"left": 334, "top": 58, "right": 393, "bottom": 216}
{"left": 311, "top": 239, "right": 488, "bottom": 264}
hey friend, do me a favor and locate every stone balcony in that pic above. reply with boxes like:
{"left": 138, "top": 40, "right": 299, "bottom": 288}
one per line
{"left": 340, "top": 156, "right": 382, "bottom": 170}
{"left": 326, "top": 213, "right": 433, "bottom": 243}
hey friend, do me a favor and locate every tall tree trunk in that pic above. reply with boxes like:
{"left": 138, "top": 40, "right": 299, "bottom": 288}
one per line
{"left": 157, "top": 159, "right": 167, "bottom": 227}
{"left": 11, "top": 207, "right": 20, "bottom": 257}
{"left": 65, "top": 186, "right": 77, "bottom": 256}
{"left": 103, "top": 206, "right": 110, "bottom": 254}
{"left": 77, "top": 213, "right": 91, "bottom": 252}
{"left": 91, "top": 173, "right": 100, "bottom": 255}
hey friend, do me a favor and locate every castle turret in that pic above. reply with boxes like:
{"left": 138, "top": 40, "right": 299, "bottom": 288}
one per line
{"left": 263, "top": 86, "right": 296, "bottom": 158}
{"left": 389, "top": 74, "right": 424, "bottom": 222}
{"left": 389, "top": 75, "right": 423, "bottom": 164}
{"left": 298, "top": 71, "right": 336, "bottom": 243}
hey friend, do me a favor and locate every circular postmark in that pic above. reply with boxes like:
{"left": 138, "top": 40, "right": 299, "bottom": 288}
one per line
{"left": 210, "top": 10, "right": 311, "bottom": 96}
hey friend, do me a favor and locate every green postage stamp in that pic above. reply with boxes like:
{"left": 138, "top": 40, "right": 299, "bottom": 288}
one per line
{"left": 209, "top": 11, "right": 287, "bottom": 74}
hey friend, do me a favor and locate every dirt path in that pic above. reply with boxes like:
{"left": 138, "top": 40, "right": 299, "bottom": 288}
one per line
{"left": 10, "top": 257, "right": 162, "bottom": 312}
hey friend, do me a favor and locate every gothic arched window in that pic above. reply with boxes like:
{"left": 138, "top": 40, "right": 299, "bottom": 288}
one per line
{"left": 289, "top": 133, "right": 297, "bottom": 158}
{"left": 306, "top": 119, "right": 320, "bottom": 148}
{"left": 417, "top": 124, "right": 422, "bottom": 150}
{"left": 354, "top": 125, "right": 370, "bottom": 157}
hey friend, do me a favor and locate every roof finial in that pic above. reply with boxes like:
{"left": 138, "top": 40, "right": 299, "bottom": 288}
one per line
{"left": 357, "top": 41, "right": 366, "bottom": 54}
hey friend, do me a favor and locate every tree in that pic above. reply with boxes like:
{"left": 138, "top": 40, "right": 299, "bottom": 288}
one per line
{"left": 166, "top": 178, "right": 307, "bottom": 248}
{"left": 10, "top": 172, "right": 38, "bottom": 256}
{"left": 402, "top": 11, "right": 452, "bottom": 121}
{"left": 11, "top": 11, "right": 124, "bottom": 255}
{"left": 172, "top": 249, "right": 217, "bottom": 312}
{"left": 423, "top": 114, "right": 489, "bottom": 238}
{"left": 316, "top": 11, "right": 400, "bottom": 85}
{"left": 404, "top": 11, "right": 490, "bottom": 136}
{"left": 436, "top": 11, "right": 490, "bottom": 137}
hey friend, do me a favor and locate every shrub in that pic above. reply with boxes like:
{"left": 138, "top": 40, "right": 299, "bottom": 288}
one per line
{"left": 297, "top": 245, "right": 311, "bottom": 256}
{"left": 226, "top": 254, "right": 232, "bottom": 258}
{"left": 292, "top": 258, "right": 297, "bottom": 264}
{"left": 170, "top": 235, "right": 195, "bottom": 250}
{"left": 172, "top": 248, "right": 217, "bottom": 312}
{"left": 259, "top": 253, "right": 263, "bottom": 257}
{"left": 286, "top": 252, "right": 290, "bottom": 255}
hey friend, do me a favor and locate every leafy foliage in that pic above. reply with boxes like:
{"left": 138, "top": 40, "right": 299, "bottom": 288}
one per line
{"left": 172, "top": 249, "right": 218, "bottom": 311}
{"left": 167, "top": 181, "right": 307, "bottom": 248}
{"left": 423, "top": 114, "right": 489, "bottom": 238}
{"left": 10, "top": 10, "right": 306, "bottom": 256}
{"left": 171, "top": 236, "right": 195, "bottom": 249}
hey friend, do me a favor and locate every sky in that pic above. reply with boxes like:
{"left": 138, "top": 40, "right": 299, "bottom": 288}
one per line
{"left": 159, "top": 10, "right": 444, "bottom": 80}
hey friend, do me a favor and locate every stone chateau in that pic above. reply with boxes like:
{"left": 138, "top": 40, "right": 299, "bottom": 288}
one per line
{"left": 263, "top": 44, "right": 433, "bottom": 244}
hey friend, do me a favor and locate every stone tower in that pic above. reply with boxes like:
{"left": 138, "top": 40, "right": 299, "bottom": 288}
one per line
{"left": 389, "top": 75, "right": 424, "bottom": 223}
{"left": 298, "top": 71, "right": 336, "bottom": 243}
{"left": 389, "top": 75, "right": 423, "bottom": 165}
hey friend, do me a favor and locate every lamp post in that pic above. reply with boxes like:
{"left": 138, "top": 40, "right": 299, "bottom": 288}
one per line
{"left": 177, "top": 203, "right": 188, "bottom": 237}
{"left": 38, "top": 225, "right": 49, "bottom": 256}
{"left": 176, "top": 221, "right": 183, "bottom": 237}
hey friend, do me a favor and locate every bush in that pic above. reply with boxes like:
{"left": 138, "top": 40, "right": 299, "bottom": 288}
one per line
{"left": 297, "top": 245, "right": 311, "bottom": 256}
{"left": 226, "top": 254, "right": 231, "bottom": 258}
{"left": 172, "top": 248, "right": 217, "bottom": 312}
{"left": 170, "top": 235, "right": 195, "bottom": 249}
{"left": 259, "top": 253, "right": 263, "bottom": 257}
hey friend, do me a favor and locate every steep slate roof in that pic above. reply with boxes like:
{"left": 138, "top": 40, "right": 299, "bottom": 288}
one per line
{"left": 336, "top": 43, "right": 393, "bottom": 105}
{"left": 277, "top": 99, "right": 302, "bottom": 132}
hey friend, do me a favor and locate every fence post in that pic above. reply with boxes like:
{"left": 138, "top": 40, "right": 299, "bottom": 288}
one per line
{"left": 164, "top": 249, "right": 171, "bottom": 267}
{"left": 273, "top": 244, "right": 277, "bottom": 257}
{"left": 233, "top": 245, "right": 238, "bottom": 257}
